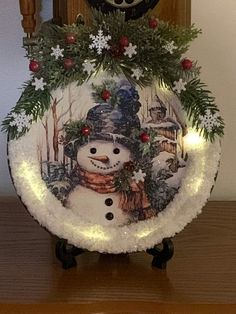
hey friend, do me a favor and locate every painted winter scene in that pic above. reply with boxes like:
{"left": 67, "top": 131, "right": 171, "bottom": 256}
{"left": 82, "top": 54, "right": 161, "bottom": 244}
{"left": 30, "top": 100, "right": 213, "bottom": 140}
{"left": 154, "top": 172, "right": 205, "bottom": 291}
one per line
{"left": 37, "top": 78, "right": 188, "bottom": 227}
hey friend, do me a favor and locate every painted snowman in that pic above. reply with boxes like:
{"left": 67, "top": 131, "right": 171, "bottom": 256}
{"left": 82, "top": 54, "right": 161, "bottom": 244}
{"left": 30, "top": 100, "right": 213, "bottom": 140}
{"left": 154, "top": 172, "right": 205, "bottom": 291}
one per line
{"left": 65, "top": 139, "right": 132, "bottom": 226}
{"left": 64, "top": 80, "right": 151, "bottom": 226}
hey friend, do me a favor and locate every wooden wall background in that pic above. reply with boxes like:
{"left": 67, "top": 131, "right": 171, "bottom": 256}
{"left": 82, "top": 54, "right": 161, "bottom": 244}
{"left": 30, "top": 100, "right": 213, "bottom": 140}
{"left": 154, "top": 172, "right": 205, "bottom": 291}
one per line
{"left": 19, "top": 0, "right": 191, "bottom": 37}
{"left": 154, "top": 0, "right": 191, "bottom": 26}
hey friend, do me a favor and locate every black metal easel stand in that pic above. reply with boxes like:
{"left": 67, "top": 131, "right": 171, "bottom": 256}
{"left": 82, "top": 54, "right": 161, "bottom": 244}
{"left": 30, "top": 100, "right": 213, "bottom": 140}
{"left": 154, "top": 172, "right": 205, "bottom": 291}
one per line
{"left": 55, "top": 238, "right": 174, "bottom": 270}
{"left": 146, "top": 238, "right": 174, "bottom": 269}
{"left": 55, "top": 239, "right": 85, "bottom": 269}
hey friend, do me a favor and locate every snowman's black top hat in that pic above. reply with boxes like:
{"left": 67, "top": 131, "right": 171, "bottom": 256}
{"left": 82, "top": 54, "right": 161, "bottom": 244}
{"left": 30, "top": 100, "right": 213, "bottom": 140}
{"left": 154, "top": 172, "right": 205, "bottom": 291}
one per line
{"left": 64, "top": 80, "right": 142, "bottom": 161}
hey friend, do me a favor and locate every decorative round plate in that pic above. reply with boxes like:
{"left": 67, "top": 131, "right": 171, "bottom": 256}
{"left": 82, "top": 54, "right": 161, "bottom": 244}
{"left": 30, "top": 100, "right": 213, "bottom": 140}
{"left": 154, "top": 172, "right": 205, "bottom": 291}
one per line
{"left": 5, "top": 12, "right": 223, "bottom": 253}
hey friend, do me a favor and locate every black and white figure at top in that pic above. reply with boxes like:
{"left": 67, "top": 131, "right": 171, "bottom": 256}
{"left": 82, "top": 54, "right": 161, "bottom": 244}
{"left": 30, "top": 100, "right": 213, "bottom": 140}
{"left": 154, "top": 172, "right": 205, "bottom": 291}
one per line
{"left": 87, "top": 0, "right": 160, "bottom": 20}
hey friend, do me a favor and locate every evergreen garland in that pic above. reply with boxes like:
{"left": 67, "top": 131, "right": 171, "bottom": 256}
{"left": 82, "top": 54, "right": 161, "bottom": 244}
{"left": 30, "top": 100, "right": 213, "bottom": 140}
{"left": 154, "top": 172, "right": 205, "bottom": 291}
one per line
{"left": 63, "top": 120, "right": 92, "bottom": 143}
{"left": 2, "top": 10, "right": 224, "bottom": 141}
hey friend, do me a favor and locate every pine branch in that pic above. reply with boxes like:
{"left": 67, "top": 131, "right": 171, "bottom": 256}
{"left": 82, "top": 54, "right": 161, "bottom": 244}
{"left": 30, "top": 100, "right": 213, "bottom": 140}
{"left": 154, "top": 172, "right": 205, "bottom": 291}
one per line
{"left": 180, "top": 79, "right": 224, "bottom": 141}
{"left": 1, "top": 10, "right": 224, "bottom": 142}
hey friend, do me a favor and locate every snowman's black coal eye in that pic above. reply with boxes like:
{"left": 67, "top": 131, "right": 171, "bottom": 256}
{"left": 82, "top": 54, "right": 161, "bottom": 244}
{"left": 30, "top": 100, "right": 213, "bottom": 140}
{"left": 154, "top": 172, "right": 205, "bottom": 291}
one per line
{"left": 90, "top": 147, "right": 97, "bottom": 154}
{"left": 113, "top": 148, "right": 120, "bottom": 154}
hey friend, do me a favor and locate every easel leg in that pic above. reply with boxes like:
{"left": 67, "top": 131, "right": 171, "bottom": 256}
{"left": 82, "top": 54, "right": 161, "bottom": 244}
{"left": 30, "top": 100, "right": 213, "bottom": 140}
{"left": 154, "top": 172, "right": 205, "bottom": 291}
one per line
{"left": 55, "top": 238, "right": 174, "bottom": 270}
{"left": 146, "top": 238, "right": 174, "bottom": 269}
{"left": 55, "top": 238, "right": 84, "bottom": 269}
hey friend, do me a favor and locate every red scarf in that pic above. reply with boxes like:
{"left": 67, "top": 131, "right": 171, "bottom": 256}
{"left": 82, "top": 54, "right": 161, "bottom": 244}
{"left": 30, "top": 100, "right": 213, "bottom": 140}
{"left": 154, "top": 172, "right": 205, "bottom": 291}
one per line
{"left": 74, "top": 165, "right": 155, "bottom": 217}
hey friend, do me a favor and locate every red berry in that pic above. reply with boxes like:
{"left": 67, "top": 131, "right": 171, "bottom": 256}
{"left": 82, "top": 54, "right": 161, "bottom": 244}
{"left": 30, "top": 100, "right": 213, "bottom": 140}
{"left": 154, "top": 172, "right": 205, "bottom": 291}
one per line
{"left": 149, "top": 18, "right": 158, "bottom": 29}
{"left": 140, "top": 132, "right": 150, "bottom": 143}
{"left": 123, "top": 161, "right": 135, "bottom": 172}
{"left": 81, "top": 126, "right": 91, "bottom": 136}
{"left": 101, "top": 89, "right": 111, "bottom": 101}
{"left": 29, "top": 60, "right": 40, "bottom": 72}
{"left": 65, "top": 33, "right": 76, "bottom": 44}
{"left": 63, "top": 58, "right": 74, "bottom": 70}
{"left": 181, "top": 58, "right": 193, "bottom": 70}
{"left": 119, "top": 36, "right": 129, "bottom": 47}
{"left": 110, "top": 45, "right": 124, "bottom": 57}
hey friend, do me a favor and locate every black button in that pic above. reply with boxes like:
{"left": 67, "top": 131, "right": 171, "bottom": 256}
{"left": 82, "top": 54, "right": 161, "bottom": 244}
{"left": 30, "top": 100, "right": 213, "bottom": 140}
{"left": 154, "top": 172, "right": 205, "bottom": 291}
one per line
{"left": 105, "top": 212, "right": 114, "bottom": 220}
{"left": 105, "top": 198, "right": 113, "bottom": 206}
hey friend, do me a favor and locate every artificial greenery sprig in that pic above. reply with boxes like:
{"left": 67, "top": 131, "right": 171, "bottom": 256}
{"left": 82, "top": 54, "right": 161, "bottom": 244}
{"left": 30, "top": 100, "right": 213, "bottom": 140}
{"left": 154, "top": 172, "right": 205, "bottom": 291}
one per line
{"left": 2, "top": 10, "right": 224, "bottom": 141}
{"left": 180, "top": 79, "right": 224, "bottom": 141}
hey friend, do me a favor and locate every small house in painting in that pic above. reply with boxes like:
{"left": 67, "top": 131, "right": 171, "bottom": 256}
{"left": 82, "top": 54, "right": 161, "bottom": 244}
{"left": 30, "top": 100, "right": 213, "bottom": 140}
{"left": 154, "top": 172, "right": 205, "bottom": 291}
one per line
{"left": 143, "top": 95, "right": 180, "bottom": 155}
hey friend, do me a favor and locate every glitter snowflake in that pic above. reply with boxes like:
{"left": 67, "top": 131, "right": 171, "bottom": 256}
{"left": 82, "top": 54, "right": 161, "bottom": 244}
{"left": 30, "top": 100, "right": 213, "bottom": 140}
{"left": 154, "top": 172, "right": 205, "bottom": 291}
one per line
{"left": 163, "top": 41, "right": 177, "bottom": 54}
{"left": 199, "top": 109, "right": 221, "bottom": 132}
{"left": 132, "top": 169, "right": 146, "bottom": 183}
{"left": 82, "top": 60, "right": 96, "bottom": 75}
{"left": 124, "top": 43, "right": 137, "bottom": 58}
{"left": 51, "top": 45, "right": 64, "bottom": 60}
{"left": 89, "top": 29, "right": 111, "bottom": 55}
{"left": 9, "top": 112, "right": 32, "bottom": 132}
{"left": 131, "top": 68, "right": 143, "bottom": 80}
{"left": 32, "top": 77, "right": 47, "bottom": 91}
{"left": 173, "top": 79, "right": 187, "bottom": 94}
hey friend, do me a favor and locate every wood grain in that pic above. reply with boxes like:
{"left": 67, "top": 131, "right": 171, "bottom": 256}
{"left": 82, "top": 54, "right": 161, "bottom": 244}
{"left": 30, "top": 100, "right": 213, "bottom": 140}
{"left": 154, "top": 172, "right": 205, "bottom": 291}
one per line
{"left": 1, "top": 304, "right": 236, "bottom": 314}
{"left": 53, "top": 0, "right": 91, "bottom": 25}
{"left": 0, "top": 197, "right": 236, "bottom": 305}
{"left": 52, "top": 0, "right": 62, "bottom": 26}
{"left": 152, "top": 0, "right": 191, "bottom": 26}
{"left": 19, "top": 0, "right": 36, "bottom": 35}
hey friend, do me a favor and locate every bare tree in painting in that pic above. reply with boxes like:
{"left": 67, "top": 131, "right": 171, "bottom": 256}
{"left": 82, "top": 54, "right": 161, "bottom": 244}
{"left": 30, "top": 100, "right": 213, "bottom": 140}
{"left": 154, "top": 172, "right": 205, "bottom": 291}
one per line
{"left": 140, "top": 96, "right": 148, "bottom": 123}
{"left": 37, "top": 143, "right": 43, "bottom": 173}
{"left": 51, "top": 96, "right": 75, "bottom": 162}
{"left": 166, "top": 100, "right": 188, "bottom": 158}
{"left": 140, "top": 89, "right": 150, "bottom": 123}
{"left": 59, "top": 85, "right": 76, "bottom": 171}
{"left": 168, "top": 103, "right": 188, "bottom": 136}
{"left": 42, "top": 115, "right": 50, "bottom": 162}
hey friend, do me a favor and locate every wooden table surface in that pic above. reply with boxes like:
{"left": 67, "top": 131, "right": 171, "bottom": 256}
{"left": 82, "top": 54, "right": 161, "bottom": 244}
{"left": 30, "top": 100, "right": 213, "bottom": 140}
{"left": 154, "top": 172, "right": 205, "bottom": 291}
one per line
{"left": 0, "top": 197, "right": 236, "bottom": 312}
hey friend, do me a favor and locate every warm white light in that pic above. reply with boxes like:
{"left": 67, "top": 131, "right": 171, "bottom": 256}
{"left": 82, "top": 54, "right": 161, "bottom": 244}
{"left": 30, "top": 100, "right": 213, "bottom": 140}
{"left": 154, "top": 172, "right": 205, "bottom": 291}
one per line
{"left": 188, "top": 155, "right": 206, "bottom": 195}
{"left": 192, "top": 178, "right": 204, "bottom": 194}
{"left": 79, "top": 226, "right": 110, "bottom": 241}
{"left": 18, "top": 161, "right": 46, "bottom": 201}
{"left": 65, "top": 223, "right": 110, "bottom": 241}
{"left": 136, "top": 228, "right": 155, "bottom": 239}
{"left": 184, "top": 129, "right": 205, "bottom": 150}
{"left": 159, "top": 82, "right": 169, "bottom": 92}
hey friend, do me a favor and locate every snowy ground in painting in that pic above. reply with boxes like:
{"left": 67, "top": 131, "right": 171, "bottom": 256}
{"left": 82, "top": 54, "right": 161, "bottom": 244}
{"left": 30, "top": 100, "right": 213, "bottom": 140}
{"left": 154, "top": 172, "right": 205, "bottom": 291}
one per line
{"left": 152, "top": 151, "right": 187, "bottom": 189}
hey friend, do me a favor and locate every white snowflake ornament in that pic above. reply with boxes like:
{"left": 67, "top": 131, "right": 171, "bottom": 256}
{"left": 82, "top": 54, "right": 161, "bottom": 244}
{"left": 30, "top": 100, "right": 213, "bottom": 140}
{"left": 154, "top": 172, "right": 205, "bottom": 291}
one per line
{"left": 124, "top": 43, "right": 137, "bottom": 59}
{"left": 51, "top": 45, "right": 64, "bottom": 60}
{"left": 132, "top": 169, "right": 146, "bottom": 183}
{"left": 173, "top": 79, "right": 187, "bottom": 94}
{"left": 10, "top": 112, "right": 32, "bottom": 132}
{"left": 131, "top": 68, "right": 143, "bottom": 80}
{"left": 199, "top": 109, "right": 220, "bottom": 132}
{"left": 163, "top": 41, "right": 177, "bottom": 54}
{"left": 32, "top": 77, "right": 47, "bottom": 91}
{"left": 82, "top": 60, "right": 96, "bottom": 75}
{"left": 89, "top": 29, "right": 111, "bottom": 55}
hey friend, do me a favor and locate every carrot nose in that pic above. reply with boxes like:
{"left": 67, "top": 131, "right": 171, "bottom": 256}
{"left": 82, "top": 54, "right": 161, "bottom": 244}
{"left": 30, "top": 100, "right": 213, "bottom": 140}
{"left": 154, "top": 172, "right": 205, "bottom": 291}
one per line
{"left": 89, "top": 155, "right": 110, "bottom": 164}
